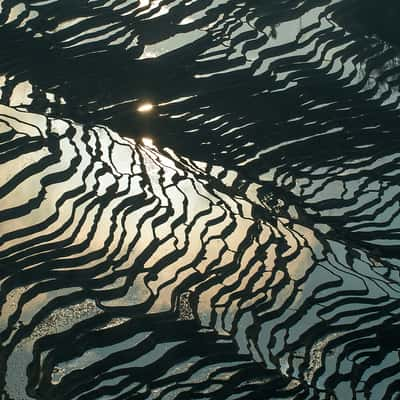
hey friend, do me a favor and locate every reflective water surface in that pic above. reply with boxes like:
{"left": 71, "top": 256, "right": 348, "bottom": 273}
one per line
{"left": 1, "top": 1, "right": 400, "bottom": 399}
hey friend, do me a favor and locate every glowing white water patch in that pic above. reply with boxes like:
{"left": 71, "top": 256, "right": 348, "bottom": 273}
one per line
{"left": 158, "top": 95, "right": 196, "bottom": 106}
{"left": 139, "top": 29, "right": 206, "bottom": 59}
{"left": 9, "top": 81, "right": 33, "bottom": 107}
{"left": 6, "top": 3, "right": 26, "bottom": 24}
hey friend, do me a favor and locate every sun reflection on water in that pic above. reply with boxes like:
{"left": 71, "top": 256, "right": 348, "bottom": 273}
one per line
{"left": 137, "top": 102, "right": 154, "bottom": 113}
{"left": 142, "top": 137, "right": 155, "bottom": 147}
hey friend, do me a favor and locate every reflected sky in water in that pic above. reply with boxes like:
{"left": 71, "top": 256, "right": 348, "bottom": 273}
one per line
{"left": 1, "top": 0, "right": 400, "bottom": 399}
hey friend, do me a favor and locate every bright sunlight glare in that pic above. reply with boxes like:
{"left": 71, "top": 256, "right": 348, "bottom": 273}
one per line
{"left": 137, "top": 102, "right": 154, "bottom": 113}
{"left": 142, "top": 137, "right": 155, "bottom": 147}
